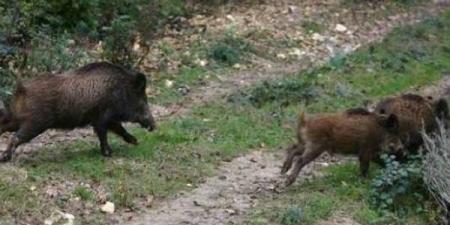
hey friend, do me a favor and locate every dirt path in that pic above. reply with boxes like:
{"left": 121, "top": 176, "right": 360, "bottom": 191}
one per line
{"left": 121, "top": 75, "right": 450, "bottom": 225}
{"left": 122, "top": 74, "right": 450, "bottom": 225}
{"left": 121, "top": 151, "right": 345, "bottom": 225}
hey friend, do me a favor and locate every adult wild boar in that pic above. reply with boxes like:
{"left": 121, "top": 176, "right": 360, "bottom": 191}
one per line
{"left": 374, "top": 93, "right": 449, "bottom": 157}
{"left": 0, "top": 62, "right": 156, "bottom": 161}
{"left": 281, "top": 108, "right": 403, "bottom": 186}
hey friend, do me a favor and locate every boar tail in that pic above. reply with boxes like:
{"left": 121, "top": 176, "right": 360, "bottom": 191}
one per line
{"left": 15, "top": 70, "right": 26, "bottom": 95}
{"left": 296, "top": 110, "right": 306, "bottom": 144}
{"left": 298, "top": 110, "right": 306, "bottom": 128}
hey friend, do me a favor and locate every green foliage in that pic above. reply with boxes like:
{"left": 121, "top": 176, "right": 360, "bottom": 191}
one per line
{"left": 281, "top": 206, "right": 303, "bottom": 225}
{"left": 101, "top": 15, "right": 137, "bottom": 66}
{"left": 27, "top": 33, "right": 92, "bottom": 72}
{"left": 209, "top": 29, "right": 253, "bottom": 65}
{"left": 73, "top": 186, "right": 94, "bottom": 201}
{"left": 301, "top": 20, "right": 323, "bottom": 33}
{"left": 228, "top": 73, "right": 322, "bottom": 107}
{"left": 369, "top": 154, "right": 427, "bottom": 214}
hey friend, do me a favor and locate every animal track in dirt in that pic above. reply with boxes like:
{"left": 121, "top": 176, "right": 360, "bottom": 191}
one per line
{"left": 120, "top": 150, "right": 347, "bottom": 225}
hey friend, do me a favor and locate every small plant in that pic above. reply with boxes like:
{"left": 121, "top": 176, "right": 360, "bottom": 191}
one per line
{"left": 73, "top": 186, "right": 94, "bottom": 201}
{"left": 369, "top": 154, "right": 426, "bottom": 214}
{"left": 301, "top": 20, "right": 323, "bottom": 33}
{"left": 209, "top": 28, "right": 253, "bottom": 66}
{"left": 210, "top": 42, "right": 240, "bottom": 65}
{"left": 228, "top": 73, "right": 322, "bottom": 107}
{"left": 281, "top": 206, "right": 303, "bottom": 225}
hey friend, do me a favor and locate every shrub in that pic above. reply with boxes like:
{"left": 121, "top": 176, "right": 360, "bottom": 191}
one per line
{"left": 228, "top": 73, "right": 322, "bottom": 107}
{"left": 209, "top": 29, "right": 253, "bottom": 66}
{"left": 26, "top": 33, "right": 92, "bottom": 73}
{"left": 423, "top": 122, "right": 450, "bottom": 221}
{"left": 280, "top": 206, "right": 303, "bottom": 225}
{"left": 369, "top": 154, "right": 427, "bottom": 214}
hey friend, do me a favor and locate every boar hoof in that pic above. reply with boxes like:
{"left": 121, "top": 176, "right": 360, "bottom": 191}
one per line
{"left": 101, "top": 148, "right": 112, "bottom": 157}
{"left": 126, "top": 136, "right": 138, "bottom": 145}
{"left": 285, "top": 175, "right": 297, "bottom": 186}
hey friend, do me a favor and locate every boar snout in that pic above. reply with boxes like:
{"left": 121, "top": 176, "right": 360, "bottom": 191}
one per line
{"left": 136, "top": 110, "right": 156, "bottom": 132}
{"left": 139, "top": 117, "right": 156, "bottom": 132}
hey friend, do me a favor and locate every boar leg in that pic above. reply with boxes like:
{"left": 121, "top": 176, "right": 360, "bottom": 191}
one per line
{"left": 286, "top": 146, "right": 323, "bottom": 186}
{"left": 358, "top": 150, "right": 373, "bottom": 177}
{"left": 108, "top": 122, "right": 138, "bottom": 145}
{"left": 281, "top": 144, "right": 305, "bottom": 174}
{"left": 94, "top": 111, "right": 121, "bottom": 157}
{"left": 0, "top": 124, "right": 44, "bottom": 162}
{"left": 94, "top": 124, "right": 112, "bottom": 157}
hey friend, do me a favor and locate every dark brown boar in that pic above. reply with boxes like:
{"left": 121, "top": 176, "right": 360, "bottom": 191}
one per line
{"left": 374, "top": 93, "right": 449, "bottom": 156}
{"left": 0, "top": 62, "right": 156, "bottom": 161}
{"left": 281, "top": 108, "right": 402, "bottom": 186}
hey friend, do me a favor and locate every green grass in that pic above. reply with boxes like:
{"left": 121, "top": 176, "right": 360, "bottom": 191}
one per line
{"left": 151, "top": 66, "right": 212, "bottom": 105}
{"left": 231, "top": 12, "right": 450, "bottom": 113}
{"left": 0, "top": 104, "right": 289, "bottom": 223}
{"left": 73, "top": 186, "right": 94, "bottom": 201}
{"left": 239, "top": 11, "right": 450, "bottom": 225}
{"left": 2, "top": 9, "right": 450, "bottom": 225}
{"left": 244, "top": 164, "right": 437, "bottom": 225}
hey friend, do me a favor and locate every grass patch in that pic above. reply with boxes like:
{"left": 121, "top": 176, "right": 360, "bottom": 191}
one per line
{"left": 242, "top": 11, "right": 450, "bottom": 225}
{"left": 230, "top": 11, "right": 450, "bottom": 113}
{"left": 151, "top": 66, "right": 210, "bottom": 104}
{"left": 2, "top": 103, "right": 288, "bottom": 223}
{"left": 245, "top": 163, "right": 436, "bottom": 225}
{"left": 73, "top": 186, "right": 94, "bottom": 201}
{"left": 209, "top": 28, "right": 254, "bottom": 66}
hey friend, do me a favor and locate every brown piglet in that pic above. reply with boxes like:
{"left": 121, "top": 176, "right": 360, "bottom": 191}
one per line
{"left": 281, "top": 108, "right": 403, "bottom": 186}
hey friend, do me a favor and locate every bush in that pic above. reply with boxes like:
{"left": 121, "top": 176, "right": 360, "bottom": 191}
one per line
{"left": 423, "top": 123, "right": 450, "bottom": 220}
{"left": 369, "top": 154, "right": 427, "bottom": 214}
{"left": 27, "top": 33, "right": 92, "bottom": 73}
{"left": 280, "top": 206, "right": 303, "bottom": 225}
{"left": 209, "top": 29, "right": 253, "bottom": 66}
{"left": 228, "top": 73, "right": 322, "bottom": 107}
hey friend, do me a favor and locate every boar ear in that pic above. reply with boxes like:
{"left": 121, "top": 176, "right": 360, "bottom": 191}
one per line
{"left": 134, "top": 73, "right": 147, "bottom": 92}
{"left": 435, "top": 98, "right": 449, "bottom": 120}
{"left": 380, "top": 114, "right": 399, "bottom": 133}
